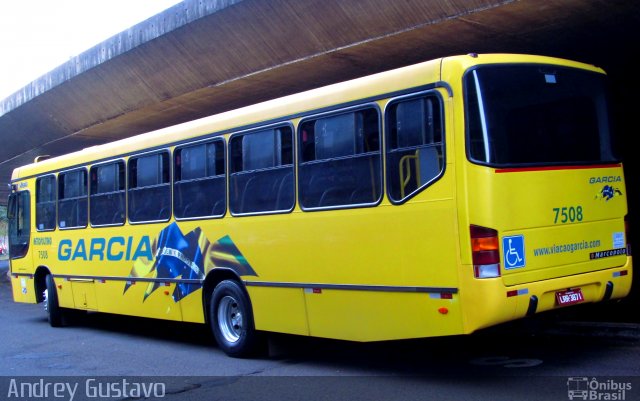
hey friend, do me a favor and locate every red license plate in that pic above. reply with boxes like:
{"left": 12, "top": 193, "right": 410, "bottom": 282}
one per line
{"left": 555, "top": 288, "right": 584, "bottom": 306}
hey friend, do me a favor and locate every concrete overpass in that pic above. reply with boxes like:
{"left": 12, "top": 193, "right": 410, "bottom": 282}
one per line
{"left": 1, "top": 0, "right": 638, "bottom": 305}
{"left": 2, "top": 0, "right": 639, "bottom": 190}
{"left": 1, "top": 0, "right": 639, "bottom": 219}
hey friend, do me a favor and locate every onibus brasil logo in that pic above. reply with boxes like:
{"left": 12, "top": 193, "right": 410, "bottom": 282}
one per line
{"left": 567, "top": 377, "right": 632, "bottom": 400}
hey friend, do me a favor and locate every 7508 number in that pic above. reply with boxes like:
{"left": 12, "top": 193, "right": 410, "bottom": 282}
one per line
{"left": 553, "top": 206, "right": 583, "bottom": 224}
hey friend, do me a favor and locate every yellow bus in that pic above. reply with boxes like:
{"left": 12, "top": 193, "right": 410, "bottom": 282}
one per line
{"left": 7, "top": 53, "right": 633, "bottom": 357}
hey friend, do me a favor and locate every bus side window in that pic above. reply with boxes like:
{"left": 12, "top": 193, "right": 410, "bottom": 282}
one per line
{"left": 128, "top": 152, "right": 171, "bottom": 223}
{"left": 386, "top": 95, "right": 444, "bottom": 202}
{"left": 58, "top": 169, "right": 88, "bottom": 229}
{"left": 298, "top": 107, "right": 381, "bottom": 209}
{"left": 8, "top": 190, "right": 30, "bottom": 259}
{"left": 174, "top": 139, "right": 226, "bottom": 219}
{"left": 36, "top": 175, "right": 56, "bottom": 231}
{"left": 229, "top": 126, "right": 294, "bottom": 215}
{"left": 90, "top": 161, "right": 126, "bottom": 226}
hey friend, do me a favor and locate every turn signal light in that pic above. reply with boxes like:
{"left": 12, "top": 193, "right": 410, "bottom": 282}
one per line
{"left": 470, "top": 225, "right": 501, "bottom": 278}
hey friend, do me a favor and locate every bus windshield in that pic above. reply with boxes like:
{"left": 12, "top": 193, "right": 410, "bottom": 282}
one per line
{"left": 465, "top": 64, "right": 619, "bottom": 166}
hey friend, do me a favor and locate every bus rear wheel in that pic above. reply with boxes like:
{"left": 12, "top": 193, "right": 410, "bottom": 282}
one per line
{"left": 44, "top": 274, "right": 64, "bottom": 327}
{"left": 209, "top": 280, "right": 265, "bottom": 358}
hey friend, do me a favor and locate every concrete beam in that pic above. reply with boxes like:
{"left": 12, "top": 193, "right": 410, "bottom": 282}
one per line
{"left": 1, "top": 0, "right": 639, "bottom": 203}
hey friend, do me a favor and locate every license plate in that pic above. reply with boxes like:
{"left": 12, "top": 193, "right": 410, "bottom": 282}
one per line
{"left": 555, "top": 288, "right": 584, "bottom": 306}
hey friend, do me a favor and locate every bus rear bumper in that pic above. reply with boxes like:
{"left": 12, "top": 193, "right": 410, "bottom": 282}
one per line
{"left": 461, "top": 257, "right": 633, "bottom": 334}
{"left": 512, "top": 257, "right": 633, "bottom": 317}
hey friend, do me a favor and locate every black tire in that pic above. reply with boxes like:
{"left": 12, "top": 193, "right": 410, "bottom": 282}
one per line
{"left": 209, "top": 280, "right": 265, "bottom": 358}
{"left": 44, "top": 274, "right": 64, "bottom": 327}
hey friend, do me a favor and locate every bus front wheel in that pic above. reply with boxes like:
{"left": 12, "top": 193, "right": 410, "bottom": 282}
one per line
{"left": 209, "top": 280, "right": 265, "bottom": 358}
{"left": 44, "top": 274, "right": 64, "bottom": 327}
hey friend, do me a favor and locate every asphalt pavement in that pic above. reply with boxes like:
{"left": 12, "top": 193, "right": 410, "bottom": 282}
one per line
{"left": 0, "top": 274, "right": 638, "bottom": 401}
{"left": 0, "top": 259, "right": 8, "bottom": 282}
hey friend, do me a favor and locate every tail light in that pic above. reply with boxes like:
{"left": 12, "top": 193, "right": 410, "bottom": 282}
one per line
{"left": 625, "top": 215, "right": 632, "bottom": 255}
{"left": 470, "top": 225, "right": 501, "bottom": 278}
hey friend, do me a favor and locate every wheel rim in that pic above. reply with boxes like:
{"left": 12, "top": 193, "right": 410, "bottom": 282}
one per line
{"left": 43, "top": 289, "right": 49, "bottom": 313}
{"left": 217, "top": 295, "right": 243, "bottom": 343}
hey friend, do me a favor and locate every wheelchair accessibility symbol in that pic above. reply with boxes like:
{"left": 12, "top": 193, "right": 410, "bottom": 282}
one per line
{"left": 502, "top": 235, "right": 526, "bottom": 269}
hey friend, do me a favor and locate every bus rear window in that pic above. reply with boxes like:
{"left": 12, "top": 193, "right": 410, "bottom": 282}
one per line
{"left": 465, "top": 65, "right": 619, "bottom": 166}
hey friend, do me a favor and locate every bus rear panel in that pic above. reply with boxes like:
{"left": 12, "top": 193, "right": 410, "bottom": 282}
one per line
{"left": 458, "top": 58, "right": 632, "bottom": 332}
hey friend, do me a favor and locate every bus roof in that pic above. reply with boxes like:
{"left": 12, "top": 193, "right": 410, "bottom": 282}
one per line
{"left": 11, "top": 53, "right": 602, "bottom": 181}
